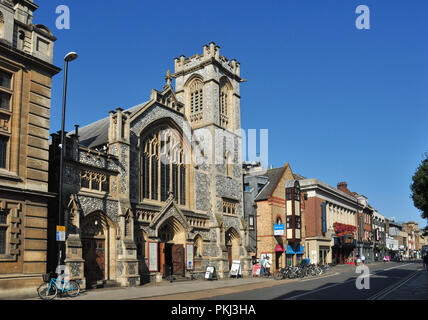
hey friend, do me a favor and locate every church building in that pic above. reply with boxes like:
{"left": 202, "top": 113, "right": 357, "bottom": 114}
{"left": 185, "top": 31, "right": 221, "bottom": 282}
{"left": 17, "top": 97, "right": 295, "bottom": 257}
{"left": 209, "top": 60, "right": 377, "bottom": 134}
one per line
{"left": 48, "top": 43, "right": 252, "bottom": 288}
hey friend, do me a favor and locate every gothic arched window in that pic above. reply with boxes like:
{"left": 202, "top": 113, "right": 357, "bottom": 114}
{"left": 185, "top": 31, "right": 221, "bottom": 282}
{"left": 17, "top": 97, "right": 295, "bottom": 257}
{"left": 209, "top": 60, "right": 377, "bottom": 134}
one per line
{"left": 189, "top": 79, "right": 203, "bottom": 114}
{"left": 141, "top": 125, "right": 187, "bottom": 205}
{"left": 219, "top": 78, "right": 232, "bottom": 128}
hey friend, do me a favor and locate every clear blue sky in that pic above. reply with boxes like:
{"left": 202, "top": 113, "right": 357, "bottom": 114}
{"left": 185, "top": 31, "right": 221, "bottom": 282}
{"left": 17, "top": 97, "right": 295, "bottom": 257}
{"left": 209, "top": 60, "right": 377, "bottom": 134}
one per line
{"left": 35, "top": 0, "right": 428, "bottom": 228}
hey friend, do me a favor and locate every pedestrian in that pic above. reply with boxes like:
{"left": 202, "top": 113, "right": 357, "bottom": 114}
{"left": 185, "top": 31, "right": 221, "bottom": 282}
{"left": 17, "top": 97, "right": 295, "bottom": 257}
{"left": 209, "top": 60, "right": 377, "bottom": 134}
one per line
{"left": 261, "top": 256, "right": 265, "bottom": 276}
{"left": 423, "top": 254, "right": 428, "bottom": 273}
{"left": 383, "top": 256, "right": 387, "bottom": 264}
{"left": 265, "top": 256, "right": 272, "bottom": 277}
{"left": 361, "top": 255, "right": 366, "bottom": 265}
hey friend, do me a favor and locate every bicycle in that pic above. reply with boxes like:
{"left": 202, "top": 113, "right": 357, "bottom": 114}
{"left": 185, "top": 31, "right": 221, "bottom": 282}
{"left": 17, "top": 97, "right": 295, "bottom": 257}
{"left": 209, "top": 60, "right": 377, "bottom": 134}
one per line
{"left": 37, "top": 272, "right": 80, "bottom": 300}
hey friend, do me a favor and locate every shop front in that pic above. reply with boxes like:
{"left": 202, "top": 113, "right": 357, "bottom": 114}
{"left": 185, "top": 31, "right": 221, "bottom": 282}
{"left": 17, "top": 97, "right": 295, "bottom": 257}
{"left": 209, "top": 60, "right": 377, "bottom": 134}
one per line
{"left": 285, "top": 243, "right": 304, "bottom": 266}
{"left": 332, "top": 235, "right": 356, "bottom": 265}
{"left": 332, "top": 223, "right": 357, "bottom": 265}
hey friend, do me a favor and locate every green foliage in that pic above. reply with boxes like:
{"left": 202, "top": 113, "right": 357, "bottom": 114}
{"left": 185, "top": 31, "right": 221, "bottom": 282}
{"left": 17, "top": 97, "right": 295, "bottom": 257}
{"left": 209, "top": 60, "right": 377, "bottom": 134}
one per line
{"left": 410, "top": 156, "right": 428, "bottom": 219}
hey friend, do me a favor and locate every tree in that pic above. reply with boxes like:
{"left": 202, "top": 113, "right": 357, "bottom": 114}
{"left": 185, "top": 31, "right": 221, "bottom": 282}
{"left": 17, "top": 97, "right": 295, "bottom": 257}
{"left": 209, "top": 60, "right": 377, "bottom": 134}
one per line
{"left": 410, "top": 155, "right": 428, "bottom": 219}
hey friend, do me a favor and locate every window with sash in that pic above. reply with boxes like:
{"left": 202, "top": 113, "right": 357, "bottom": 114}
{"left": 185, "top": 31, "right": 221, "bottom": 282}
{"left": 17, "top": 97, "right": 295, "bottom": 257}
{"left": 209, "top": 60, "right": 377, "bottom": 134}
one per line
{"left": 0, "top": 135, "right": 7, "bottom": 169}
{"left": 0, "top": 210, "right": 8, "bottom": 255}
{"left": 0, "top": 69, "right": 12, "bottom": 170}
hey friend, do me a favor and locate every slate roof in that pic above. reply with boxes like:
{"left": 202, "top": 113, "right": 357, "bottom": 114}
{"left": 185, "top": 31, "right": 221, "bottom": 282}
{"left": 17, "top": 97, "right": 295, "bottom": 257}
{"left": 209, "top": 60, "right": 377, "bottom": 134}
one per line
{"left": 254, "top": 167, "right": 285, "bottom": 201}
{"left": 75, "top": 101, "right": 150, "bottom": 148}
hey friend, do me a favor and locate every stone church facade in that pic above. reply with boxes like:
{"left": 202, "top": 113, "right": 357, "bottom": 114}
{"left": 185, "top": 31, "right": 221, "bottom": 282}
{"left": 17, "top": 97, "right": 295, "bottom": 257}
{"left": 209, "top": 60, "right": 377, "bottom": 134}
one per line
{"left": 49, "top": 43, "right": 252, "bottom": 288}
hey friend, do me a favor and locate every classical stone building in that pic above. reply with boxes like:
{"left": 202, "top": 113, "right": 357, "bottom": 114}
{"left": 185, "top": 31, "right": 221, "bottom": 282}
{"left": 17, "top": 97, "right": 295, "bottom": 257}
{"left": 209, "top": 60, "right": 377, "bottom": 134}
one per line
{"left": 0, "top": 0, "right": 60, "bottom": 298}
{"left": 48, "top": 43, "right": 252, "bottom": 288}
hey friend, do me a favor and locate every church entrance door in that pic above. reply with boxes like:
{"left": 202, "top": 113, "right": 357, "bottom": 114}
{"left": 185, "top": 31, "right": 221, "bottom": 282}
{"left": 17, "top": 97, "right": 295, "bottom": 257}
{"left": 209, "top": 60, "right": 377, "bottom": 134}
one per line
{"left": 82, "top": 238, "right": 105, "bottom": 285}
{"left": 171, "top": 244, "right": 184, "bottom": 276}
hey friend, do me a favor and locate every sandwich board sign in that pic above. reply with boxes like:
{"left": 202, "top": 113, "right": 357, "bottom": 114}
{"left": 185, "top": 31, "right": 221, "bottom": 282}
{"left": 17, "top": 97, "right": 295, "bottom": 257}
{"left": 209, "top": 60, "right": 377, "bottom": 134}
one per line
{"left": 205, "top": 266, "right": 217, "bottom": 280}
{"left": 56, "top": 226, "right": 65, "bottom": 242}
{"left": 253, "top": 264, "right": 261, "bottom": 277}
{"left": 230, "top": 260, "right": 242, "bottom": 278}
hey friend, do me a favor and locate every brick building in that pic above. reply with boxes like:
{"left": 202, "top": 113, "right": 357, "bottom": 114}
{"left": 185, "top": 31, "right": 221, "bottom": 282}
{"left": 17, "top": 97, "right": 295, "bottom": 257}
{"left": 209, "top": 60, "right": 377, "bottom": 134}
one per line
{"left": 337, "top": 182, "right": 374, "bottom": 263}
{"left": 245, "top": 163, "right": 304, "bottom": 270}
{"left": 0, "top": 0, "right": 60, "bottom": 298}
{"left": 299, "top": 179, "right": 360, "bottom": 265}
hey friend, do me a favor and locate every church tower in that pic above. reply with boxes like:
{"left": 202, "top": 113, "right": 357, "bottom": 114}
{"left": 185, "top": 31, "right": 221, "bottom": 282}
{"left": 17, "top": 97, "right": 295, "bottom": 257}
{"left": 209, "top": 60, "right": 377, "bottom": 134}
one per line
{"left": 172, "top": 43, "right": 251, "bottom": 276}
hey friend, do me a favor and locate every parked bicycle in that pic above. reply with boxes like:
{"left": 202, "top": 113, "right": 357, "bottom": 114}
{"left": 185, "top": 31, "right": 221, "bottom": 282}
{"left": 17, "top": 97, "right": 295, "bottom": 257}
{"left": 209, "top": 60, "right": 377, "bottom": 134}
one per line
{"left": 37, "top": 272, "right": 80, "bottom": 300}
{"left": 273, "top": 263, "right": 328, "bottom": 280}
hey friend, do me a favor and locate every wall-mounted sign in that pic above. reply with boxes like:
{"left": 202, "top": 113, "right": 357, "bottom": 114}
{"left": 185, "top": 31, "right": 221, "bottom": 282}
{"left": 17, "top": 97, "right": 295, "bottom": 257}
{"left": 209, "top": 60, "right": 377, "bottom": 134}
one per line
{"left": 56, "top": 226, "right": 65, "bottom": 242}
{"left": 186, "top": 243, "right": 194, "bottom": 271}
{"left": 148, "top": 242, "right": 158, "bottom": 272}
{"left": 274, "top": 224, "right": 285, "bottom": 236}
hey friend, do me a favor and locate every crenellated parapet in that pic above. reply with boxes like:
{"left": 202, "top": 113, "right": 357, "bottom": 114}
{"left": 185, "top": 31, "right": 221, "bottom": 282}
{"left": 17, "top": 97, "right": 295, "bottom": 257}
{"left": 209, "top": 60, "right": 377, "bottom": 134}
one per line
{"left": 173, "top": 42, "right": 241, "bottom": 80}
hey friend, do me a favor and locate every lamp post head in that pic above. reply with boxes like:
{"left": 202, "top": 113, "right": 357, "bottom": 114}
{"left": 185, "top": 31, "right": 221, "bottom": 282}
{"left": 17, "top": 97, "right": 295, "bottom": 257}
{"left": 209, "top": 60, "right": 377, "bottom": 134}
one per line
{"left": 64, "top": 52, "right": 78, "bottom": 62}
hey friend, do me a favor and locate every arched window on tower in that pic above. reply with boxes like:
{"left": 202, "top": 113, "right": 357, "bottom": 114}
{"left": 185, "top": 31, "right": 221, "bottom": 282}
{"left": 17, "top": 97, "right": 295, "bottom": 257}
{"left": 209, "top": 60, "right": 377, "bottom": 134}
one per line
{"left": 219, "top": 78, "right": 232, "bottom": 129}
{"left": 189, "top": 79, "right": 203, "bottom": 119}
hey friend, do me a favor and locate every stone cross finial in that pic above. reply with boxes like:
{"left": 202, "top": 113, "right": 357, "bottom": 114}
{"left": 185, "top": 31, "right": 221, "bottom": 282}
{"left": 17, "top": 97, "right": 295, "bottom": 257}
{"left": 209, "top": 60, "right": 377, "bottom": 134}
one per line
{"left": 165, "top": 70, "right": 172, "bottom": 85}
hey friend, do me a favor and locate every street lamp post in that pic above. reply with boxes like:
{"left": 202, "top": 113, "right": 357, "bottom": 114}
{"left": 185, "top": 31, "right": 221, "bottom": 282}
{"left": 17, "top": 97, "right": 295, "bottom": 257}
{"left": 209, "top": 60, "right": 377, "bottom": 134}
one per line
{"left": 57, "top": 52, "right": 78, "bottom": 268}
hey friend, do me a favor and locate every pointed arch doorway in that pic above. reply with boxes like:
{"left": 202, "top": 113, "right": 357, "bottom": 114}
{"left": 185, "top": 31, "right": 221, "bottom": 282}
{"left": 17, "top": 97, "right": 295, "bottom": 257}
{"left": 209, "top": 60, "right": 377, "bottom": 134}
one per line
{"left": 81, "top": 211, "right": 116, "bottom": 287}
{"left": 158, "top": 216, "right": 186, "bottom": 278}
{"left": 225, "top": 227, "right": 240, "bottom": 270}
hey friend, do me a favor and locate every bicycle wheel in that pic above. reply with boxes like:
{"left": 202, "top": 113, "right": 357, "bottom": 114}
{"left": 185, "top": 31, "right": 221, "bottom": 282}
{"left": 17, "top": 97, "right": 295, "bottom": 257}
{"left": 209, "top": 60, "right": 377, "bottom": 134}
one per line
{"left": 65, "top": 280, "right": 80, "bottom": 298}
{"left": 273, "top": 270, "right": 283, "bottom": 280}
{"left": 38, "top": 282, "right": 57, "bottom": 300}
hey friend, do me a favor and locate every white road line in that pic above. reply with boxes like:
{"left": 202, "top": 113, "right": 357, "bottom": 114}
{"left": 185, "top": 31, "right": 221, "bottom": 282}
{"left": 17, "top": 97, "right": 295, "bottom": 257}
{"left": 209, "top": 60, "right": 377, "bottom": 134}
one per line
{"left": 299, "top": 272, "right": 340, "bottom": 282}
{"left": 376, "top": 270, "right": 422, "bottom": 300}
{"left": 383, "top": 263, "right": 412, "bottom": 271}
{"left": 285, "top": 263, "right": 417, "bottom": 300}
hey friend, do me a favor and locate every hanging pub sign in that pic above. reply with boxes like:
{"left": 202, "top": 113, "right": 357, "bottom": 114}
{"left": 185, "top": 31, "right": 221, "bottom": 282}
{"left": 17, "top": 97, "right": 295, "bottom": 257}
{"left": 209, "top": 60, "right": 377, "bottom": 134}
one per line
{"left": 148, "top": 242, "right": 158, "bottom": 272}
{"left": 186, "top": 243, "right": 194, "bottom": 271}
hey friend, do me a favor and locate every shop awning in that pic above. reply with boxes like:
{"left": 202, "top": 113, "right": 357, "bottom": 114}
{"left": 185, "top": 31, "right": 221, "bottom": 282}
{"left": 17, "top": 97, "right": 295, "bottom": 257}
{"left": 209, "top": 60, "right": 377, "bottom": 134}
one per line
{"left": 275, "top": 244, "right": 284, "bottom": 252}
{"left": 286, "top": 246, "right": 295, "bottom": 254}
{"left": 295, "top": 245, "right": 304, "bottom": 255}
{"left": 285, "top": 245, "right": 304, "bottom": 254}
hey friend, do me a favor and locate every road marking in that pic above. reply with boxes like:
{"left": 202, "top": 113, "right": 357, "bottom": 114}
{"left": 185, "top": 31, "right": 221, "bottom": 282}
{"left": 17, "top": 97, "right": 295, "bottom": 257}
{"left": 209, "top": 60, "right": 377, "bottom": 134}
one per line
{"left": 285, "top": 263, "right": 416, "bottom": 300}
{"left": 299, "top": 272, "right": 340, "bottom": 282}
{"left": 368, "top": 269, "right": 421, "bottom": 300}
{"left": 383, "top": 263, "right": 412, "bottom": 271}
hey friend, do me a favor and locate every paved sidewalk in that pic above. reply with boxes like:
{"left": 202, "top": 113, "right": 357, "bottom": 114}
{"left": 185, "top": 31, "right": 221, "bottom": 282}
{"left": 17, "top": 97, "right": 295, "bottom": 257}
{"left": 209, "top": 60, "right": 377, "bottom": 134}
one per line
{"left": 26, "top": 263, "right": 375, "bottom": 300}
{"left": 62, "top": 277, "right": 276, "bottom": 300}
